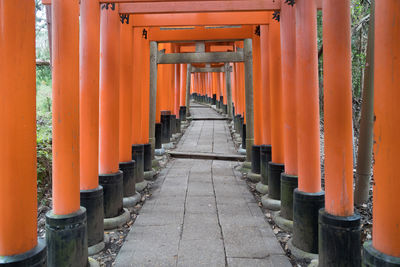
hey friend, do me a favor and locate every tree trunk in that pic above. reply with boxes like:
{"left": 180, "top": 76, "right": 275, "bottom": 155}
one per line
{"left": 354, "top": 0, "right": 375, "bottom": 205}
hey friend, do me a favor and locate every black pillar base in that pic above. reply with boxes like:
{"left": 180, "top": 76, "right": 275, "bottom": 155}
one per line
{"left": 132, "top": 144, "right": 144, "bottom": 184}
{"left": 242, "top": 123, "right": 246, "bottom": 149}
{"left": 223, "top": 104, "right": 228, "bottom": 114}
{"left": 232, "top": 105, "right": 235, "bottom": 117}
{"left": 363, "top": 241, "right": 400, "bottom": 267}
{"left": 268, "top": 162, "right": 285, "bottom": 200}
{"left": 99, "top": 171, "right": 123, "bottom": 218}
{"left": 160, "top": 111, "right": 171, "bottom": 143}
{"left": 176, "top": 118, "right": 181, "bottom": 133}
{"left": 143, "top": 143, "right": 152, "bottom": 172}
{"left": 280, "top": 174, "right": 298, "bottom": 220}
{"left": 179, "top": 106, "right": 187, "bottom": 121}
{"left": 0, "top": 239, "right": 46, "bottom": 266}
{"left": 251, "top": 145, "right": 261, "bottom": 174}
{"left": 212, "top": 94, "right": 217, "bottom": 105}
{"left": 260, "top": 145, "right": 272, "bottom": 185}
{"left": 293, "top": 189, "right": 325, "bottom": 254}
{"left": 155, "top": 123, "right": 162, "bottom": 149}
{"left": 80, "top": 186, "right": 104, "bottom": 248}
{"left": 171, "top": 115, "right": 177, "bottom": 135}
{"left": 119, "top": 161, "right": 136, "bottom": 197}
{"left": 319, "top": 209, "right": 361, "bottom": 267}
{"left": 45, "top": 207, "right": 88, "bottom": 267}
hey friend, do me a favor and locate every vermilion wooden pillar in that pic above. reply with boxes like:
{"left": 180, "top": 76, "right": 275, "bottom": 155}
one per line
{"left": 46, "top": 0, "right": 88, "bottom": 265}
{"left": 179, "top": 64, "right": 187, "bottom": 120}
{"left": 120, "top": 20, "right": 140, "bottom": 207}
{"left": 278, "top": 2, "right": 299, "bottom": 226}
{"left": 262, "top": 18, "right": 285, "bottom": 211}
{"left": 79, "top": 0, "right": 104, "bottom": 252}
{"left": 291, "top": 0, "right": 325, "bottom": 257}
{"left": 319, "top": 0, "right": 361, "bottom": 265}
{"left": 0, "top": 1, "right": 46, "bottom": 264}
{"left": 99, "top": 4, "right": 125, "bottom": 225}
{"left": 363, "top": 1, "right": 400, "bottom": 265}
{"left": 256, "top": 24, "right": 272, "bottom": 196}
{"left": 249, "top": 29, "right": 262, "bottom": 179}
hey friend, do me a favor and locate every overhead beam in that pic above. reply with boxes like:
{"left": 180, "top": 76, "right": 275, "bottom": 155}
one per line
{"left": 43, "top": 0, "right": 323, "bottom": 11}
{"left": 191, "top": 66, "right": 225, "bottom": 73}
{"left": 132, "top": 12, "right": 271, "bottom": 27}
{"left": 119, "top": 1, "right": 282, "bottom": 14}
{"left": 149, "top": 26, "right": 253, "bottom": 42}
{"left": 157, "top": 51, "right": 244, "bottom": 64}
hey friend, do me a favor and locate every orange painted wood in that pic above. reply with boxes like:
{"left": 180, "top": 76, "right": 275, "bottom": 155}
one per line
{"left": 52, "top": 0, "right": 81, "bottom": 215}
{"left": 295, "top": 0, "right": 321, "bottom": 193}
{"left": 373, "top": 0, "right": 400, "bottom": 257}
{"left": 119, "top": 22, "right": 134, "bottom": 161}
{"left": 179, "top": 64, "right": 187, "bottom": 107}
{"left": 253, "top": 31, "right": 262, "bottom": 146}
{"left": 269, "top": 19, "right": 284, "bottom": 164}
{"left": 133, "top": 27, "right": 145, "bottom": 145}
{"left": 323, "top": 0, "right": 353, "bottom": 216}
{"left": 280, "top": 4, "right": 297, "bottom": 175}
{"left": 132, "top": 12, "right": 270, "bottom": 27}
{"left": 0, "top": 0, "right": 38, "bottom": 255}
{"left": 120, "top": 1, "right": 282, "bottom": 14}
{"left": 149, "top": 26, "right": 253, "bottom": 42}
{"left": 260, "top": 25, "right": 271, "bottom": 145}
{"left": 99, "top": 4, "right": 121, "bottom": 174}
{"left": 140, "top": 28, "right": 151, "bottom": 144}
{"left": 80, "top": 0, "right": 101, "bottom": 190}
{"left": 173, "top": 45, "right": 181, "bottom": 117}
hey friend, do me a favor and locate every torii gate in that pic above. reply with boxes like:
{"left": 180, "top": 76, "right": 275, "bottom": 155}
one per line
{"left": 1, "top": 1, "right": 400, "bottom": 267}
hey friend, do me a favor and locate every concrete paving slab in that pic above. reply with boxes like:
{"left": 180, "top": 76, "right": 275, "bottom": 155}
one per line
{"left": 114, "top": 105, "right": 291, "bottom": 267}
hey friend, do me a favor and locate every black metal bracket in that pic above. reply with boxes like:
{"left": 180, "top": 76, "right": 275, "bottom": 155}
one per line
{"left": 285, "top": 0, "right": 295, "bottom": 6}
{"left": 120, "top": 14, "right": 130, "bottom": 24}
{"left": 272, "top": 11, "right": 280, "bottom": 22}
{"left": 255, "top": 25, "right": 260, "bottom": 36}
{"left": 101, "top": 3, "right": 116, "bottom": 10}
{"left": 142, "top": 29, "right": 148, "bottom": 39}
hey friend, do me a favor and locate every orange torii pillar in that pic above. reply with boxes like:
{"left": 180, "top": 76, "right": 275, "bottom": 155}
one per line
{"left": 291, "top": 0, "right": 325, "bottom": 257}
{"left": 99, "top": 4, "right": 127, "bottom": 230}
{"left": 179, "top": 64, "right": 188, "bottom": 121}
{"left": 212, "top": 72, "right": 218, "bottom": 106}
{"left": 173, "top": 46, "right": 182, "bottom": 133}
{"left": 319, "top": 0, "right": 361, "bottom": 265}
{"left": 131, "top": 27, "right": 148, "bottom": 192}
{"left": 0, "top": 1, "right": 46, "bottom": 265}
{"left": 363, "top": 1, "right": 400, "bottom": 265}
{"left": 139, "top": 29, "right": 155, "bottom": 181}
{"left": 256, "top": 24, "right": 272, "bottom": 196}
{"left": 276, "top": 2, "right": 299, "bottom": 229}
{"left": 79, "top": 0, "right": 105, "bottom": 254}
{"left": 249, "top": 28, "right": 262, "bottom": 182}
{"left": 119, "top": 20, "right": 141, "bottom": 209}
{"left": 46, "top": 0, "right": 88, "bottom": 265}
{"left": 261, "top": 18, "right": 285, "bottom": 212}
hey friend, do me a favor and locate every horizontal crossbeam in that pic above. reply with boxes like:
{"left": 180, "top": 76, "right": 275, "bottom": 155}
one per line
{"left": 157, "top": 51, "right": 244, "bottom": 64}
{"left": 191, "top": 66, "right": 225, "bottom": 73}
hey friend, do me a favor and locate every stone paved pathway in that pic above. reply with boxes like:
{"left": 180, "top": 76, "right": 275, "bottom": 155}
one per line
{"left": 114, "top": 106, "right": 291, "bottom": 267}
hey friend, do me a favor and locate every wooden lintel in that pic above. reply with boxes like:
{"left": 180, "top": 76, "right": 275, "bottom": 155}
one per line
{"left": 191, "top": 66, "right": 225, "bottom": 73}
{"left": 157, "top": 51, "right": 244, "bottom": 64}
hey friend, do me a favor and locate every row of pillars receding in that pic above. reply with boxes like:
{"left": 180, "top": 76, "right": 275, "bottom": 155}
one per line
{"left": 1, "top": 1, "right": 400, "bottom": 267}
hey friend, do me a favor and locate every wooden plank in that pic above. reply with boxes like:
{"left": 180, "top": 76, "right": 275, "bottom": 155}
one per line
{"left": 157, "top": 51, "right": 244, "bottom": 64}
{"left": 119, "top": 0, "right": 282, "bottom": 13}
{"left": 149, "top": 25, "right": 253, "bottom": 42}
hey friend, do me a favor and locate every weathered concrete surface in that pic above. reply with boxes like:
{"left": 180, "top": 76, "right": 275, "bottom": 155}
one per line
{"left": 114, "top": 106, "right": 291, "bottom": 267}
